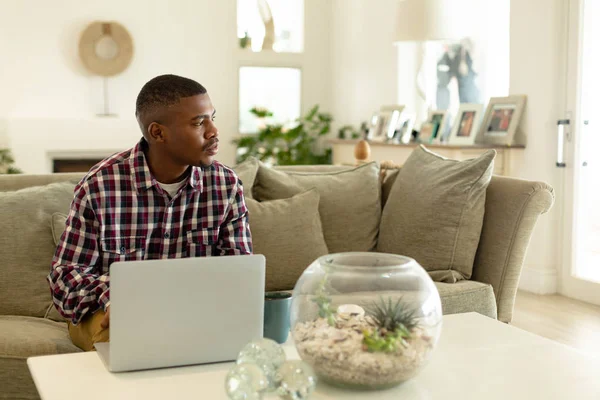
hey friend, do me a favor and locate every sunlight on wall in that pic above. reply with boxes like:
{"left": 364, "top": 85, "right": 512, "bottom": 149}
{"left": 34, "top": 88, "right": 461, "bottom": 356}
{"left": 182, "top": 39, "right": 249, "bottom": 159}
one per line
{"left": 237, "top": 0, "right": 304, "bottom": 52}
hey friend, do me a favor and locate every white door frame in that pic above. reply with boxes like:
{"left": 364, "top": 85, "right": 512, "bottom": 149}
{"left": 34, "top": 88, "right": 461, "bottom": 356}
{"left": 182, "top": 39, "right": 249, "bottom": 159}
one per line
{"left": 559, "top": 0, "right": 600, "bottom": 304}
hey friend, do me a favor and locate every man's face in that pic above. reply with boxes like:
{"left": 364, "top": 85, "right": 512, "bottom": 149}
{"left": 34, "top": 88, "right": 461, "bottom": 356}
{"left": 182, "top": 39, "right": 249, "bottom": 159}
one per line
{"left": 161, "top": 94, "right": 219, "bottom": 168}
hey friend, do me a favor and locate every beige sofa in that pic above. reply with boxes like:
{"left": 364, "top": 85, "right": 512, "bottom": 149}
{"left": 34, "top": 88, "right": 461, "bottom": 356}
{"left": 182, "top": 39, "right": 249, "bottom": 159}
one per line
{"left": 0, "top": 163, "right": 554, "bottom": 400}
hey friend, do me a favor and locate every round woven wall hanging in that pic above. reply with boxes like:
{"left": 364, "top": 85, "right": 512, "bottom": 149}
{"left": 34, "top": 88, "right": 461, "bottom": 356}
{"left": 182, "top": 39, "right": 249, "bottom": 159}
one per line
{"left": 78, "top": 21, "right": 134, "bottom": 77}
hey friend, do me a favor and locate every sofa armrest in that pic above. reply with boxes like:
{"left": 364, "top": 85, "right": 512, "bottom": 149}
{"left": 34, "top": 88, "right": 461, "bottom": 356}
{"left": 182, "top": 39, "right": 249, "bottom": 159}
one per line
{"left": 472, "top": 176, "right": 554, "bottom": 323}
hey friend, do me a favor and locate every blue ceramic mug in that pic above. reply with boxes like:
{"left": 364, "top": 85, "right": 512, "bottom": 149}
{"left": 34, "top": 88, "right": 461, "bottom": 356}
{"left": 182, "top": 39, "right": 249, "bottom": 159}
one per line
{"left": 263, "top": 292, "right": 292, "bottom": 344}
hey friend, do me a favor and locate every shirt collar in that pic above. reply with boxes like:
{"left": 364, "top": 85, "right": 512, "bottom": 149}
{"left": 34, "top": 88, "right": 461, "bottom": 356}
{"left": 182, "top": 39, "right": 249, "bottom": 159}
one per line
{"left": 128, "top": 138, "right": 203, "bottom": 193}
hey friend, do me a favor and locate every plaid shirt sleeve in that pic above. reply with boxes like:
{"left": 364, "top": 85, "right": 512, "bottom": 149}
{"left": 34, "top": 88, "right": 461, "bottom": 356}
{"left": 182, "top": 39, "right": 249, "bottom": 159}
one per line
{"left": 47, "top": 184, "right": 109, "bottom": 325}
{"left": 216, "top": 178, "right": 253, "bottom": 256}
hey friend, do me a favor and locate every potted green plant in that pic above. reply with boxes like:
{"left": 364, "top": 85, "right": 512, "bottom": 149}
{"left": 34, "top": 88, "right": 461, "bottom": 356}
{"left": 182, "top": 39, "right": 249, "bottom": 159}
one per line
{"left": 239, "top": 31, "right": 252, "bottom": 49}
{"left": 233, "top": 105, "right": 333, "bottom": 166}
{"left": 0, "top": 149, "right": 22, "bottom": 174}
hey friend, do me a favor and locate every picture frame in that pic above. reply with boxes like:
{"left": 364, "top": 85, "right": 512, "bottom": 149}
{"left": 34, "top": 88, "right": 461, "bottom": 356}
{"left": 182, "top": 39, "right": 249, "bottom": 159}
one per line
{"left": 368, "top": 105, "right": 405, "bottom": 142}
{"left": 380, "top": 105, "right": 406, "bottom": 141}
{"left": 475, "top": 95, "right": 527, "bottom": 145}
{"left": 366, "top": 113, "right": 384, "bottom": 141}
{"left": 417, "top": 122, "right": 436, "bottom": 143}
{"left": 393, "top": 112, "right": 416, "bottom": 144}
{"left": 426, "top": 110, "right": 451, "bottom": 143}
{"left": 447, "top": 103, "right": 484, "bottom": 145}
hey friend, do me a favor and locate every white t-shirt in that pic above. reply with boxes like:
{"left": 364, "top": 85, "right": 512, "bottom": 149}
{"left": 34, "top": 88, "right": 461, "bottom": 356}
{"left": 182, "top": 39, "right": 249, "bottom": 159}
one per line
{"left": 158, "top": 179, "right": 187, "bottom": 198}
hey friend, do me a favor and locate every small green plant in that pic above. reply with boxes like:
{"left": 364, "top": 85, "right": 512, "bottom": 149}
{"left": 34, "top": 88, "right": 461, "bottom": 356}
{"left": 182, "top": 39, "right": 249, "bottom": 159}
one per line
{"left": 337, "top": 125, "right": 361, "bottom": 140}
{"left": 364, "top": 296, "right": 419, "bottom": 332}
{"left": 249, "top": 106, "right": 273, "bottom": 118}
{"left": 362, "top": 297, "right": 419, "bottom": 353}
{"left": 312, "top": 275, "right": 336, "bottom": 327}
{"left": 0, "top": 149, "right": 22, "bottom": 174}
{"left": 239, "top": 31, "right": 251, "bottom": 49}
{"left": 362, "top": 327, "right": 410, "bottom": 353}
{"left": 310, "top": 258, "right": 337, "bottom": 326}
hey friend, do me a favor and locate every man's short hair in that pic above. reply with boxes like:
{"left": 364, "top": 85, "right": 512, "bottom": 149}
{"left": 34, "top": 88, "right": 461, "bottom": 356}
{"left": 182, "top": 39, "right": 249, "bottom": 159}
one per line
{"left": 135, "top": 74, "right": 207, "bottom": 121}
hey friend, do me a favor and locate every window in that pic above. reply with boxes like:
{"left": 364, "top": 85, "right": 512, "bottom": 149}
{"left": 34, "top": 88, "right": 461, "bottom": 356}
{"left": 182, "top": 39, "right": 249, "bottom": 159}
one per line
{"left": 420, "top": 34, "right": 509, "bottom": 112}
{"left": 239, "top": 67, "right": 302, "bottom": 134}
{"left": 237, "top": 0, "right": 304, "bottom": 53}
{"left": 397, "top": 1, "right": 510, "bottom": 123}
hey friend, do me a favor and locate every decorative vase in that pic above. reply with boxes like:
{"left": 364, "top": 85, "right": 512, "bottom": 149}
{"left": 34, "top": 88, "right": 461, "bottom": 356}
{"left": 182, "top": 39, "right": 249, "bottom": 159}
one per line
{"left": 290, "top": 252, "right": 442, "bottom": 390}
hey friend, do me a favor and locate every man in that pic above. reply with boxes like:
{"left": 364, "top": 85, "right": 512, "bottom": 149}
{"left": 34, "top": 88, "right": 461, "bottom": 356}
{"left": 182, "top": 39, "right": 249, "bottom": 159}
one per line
{"left": 48, "top": 74, "right": 252, "bottom": 351}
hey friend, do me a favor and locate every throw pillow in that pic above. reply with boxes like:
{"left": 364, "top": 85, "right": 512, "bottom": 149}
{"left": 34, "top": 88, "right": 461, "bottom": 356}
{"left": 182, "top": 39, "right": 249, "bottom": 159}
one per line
{"left": 246, "top": 189, "right": 329, "bottom": 291}
{"left": 254, "top": 162, "right": 381, "bottom": 253}
{"left": 377, "top": 145, "right": 496, "bottom": 282}
{"left": 0, "top": 181, "right": 75, "bottom": 317}
{"left": 232, "top": 157, "right": 259, "bottom": 199}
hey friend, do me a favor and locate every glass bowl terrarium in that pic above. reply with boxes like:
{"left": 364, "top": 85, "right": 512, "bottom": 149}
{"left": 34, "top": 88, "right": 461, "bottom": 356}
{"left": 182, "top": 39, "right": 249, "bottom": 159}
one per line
{"left": 290, "top": 252, "right": 442, "bottom": 390}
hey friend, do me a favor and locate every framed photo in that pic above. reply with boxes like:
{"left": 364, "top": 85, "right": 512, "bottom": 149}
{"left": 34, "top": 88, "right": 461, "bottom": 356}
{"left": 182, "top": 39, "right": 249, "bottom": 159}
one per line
{"left": 366, "top": 113, "right": 384, "bottom": 141}
{"left": 368, "top": 105, "right": 405, "bottom": 142}
{"left": 447, "top": 104, "right": 484, "bottom": 145}
{"left": 393, "top": 112, "right": 416, "bottom": 144}
{"left": 426, "top": 110, "right": 451, "bottom": 143}
{"left": 380, "top": 105, "right": 405, "bottom": 141}
{"left": 417, "top": 122, "right": 436, "bottom": 143}
{"left": 476, "top": 95, "right": 527, "bottom": 145}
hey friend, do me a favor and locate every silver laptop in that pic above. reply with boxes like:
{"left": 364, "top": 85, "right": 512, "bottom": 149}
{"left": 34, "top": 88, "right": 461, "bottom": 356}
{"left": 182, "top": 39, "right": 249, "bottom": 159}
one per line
{"left": 94, "top": 254, "right": 265, "bottom": 372}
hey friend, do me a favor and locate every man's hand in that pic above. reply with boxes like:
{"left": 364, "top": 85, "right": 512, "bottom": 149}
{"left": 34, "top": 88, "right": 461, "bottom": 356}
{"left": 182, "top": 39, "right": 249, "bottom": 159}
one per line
{"left": 100, "top": 306, "right": 110, "bottom": 329}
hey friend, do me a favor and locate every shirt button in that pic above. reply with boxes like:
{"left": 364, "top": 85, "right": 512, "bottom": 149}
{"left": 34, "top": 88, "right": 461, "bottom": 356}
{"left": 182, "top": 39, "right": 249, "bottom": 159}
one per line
{"left": 164, "top": 232, "right": 170, "bottom": 239}
{"left": 120, "top": 246, "right": 126, "bottom": 255}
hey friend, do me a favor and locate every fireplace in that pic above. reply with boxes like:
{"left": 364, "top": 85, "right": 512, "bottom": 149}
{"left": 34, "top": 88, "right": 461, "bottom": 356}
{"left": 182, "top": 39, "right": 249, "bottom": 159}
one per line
{"left": 53, "top": 158, "right": 104, "bottom": 173}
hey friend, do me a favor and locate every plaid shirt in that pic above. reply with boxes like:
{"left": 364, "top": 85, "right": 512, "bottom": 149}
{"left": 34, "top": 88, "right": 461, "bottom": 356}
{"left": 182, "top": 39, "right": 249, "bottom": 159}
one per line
{"left": 48, "top": 139, "right": 252, "bottom": 324}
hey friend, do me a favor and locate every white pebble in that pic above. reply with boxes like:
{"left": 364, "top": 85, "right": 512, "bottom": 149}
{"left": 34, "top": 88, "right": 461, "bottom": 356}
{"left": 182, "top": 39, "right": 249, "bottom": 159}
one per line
{"left": 336, "top": 304, "right": 365, "bottom": 317}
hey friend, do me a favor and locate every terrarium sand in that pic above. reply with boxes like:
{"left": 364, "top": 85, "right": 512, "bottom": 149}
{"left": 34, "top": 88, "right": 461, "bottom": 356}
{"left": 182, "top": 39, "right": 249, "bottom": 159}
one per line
{"left": 292, "top": 314, "right": 434, "bottom": 388}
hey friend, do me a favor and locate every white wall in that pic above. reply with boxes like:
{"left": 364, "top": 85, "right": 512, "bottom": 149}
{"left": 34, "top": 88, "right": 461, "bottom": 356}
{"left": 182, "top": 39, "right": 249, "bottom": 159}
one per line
{"left": 0, "top": 0, "right": 332, "bottom": 170}
{"left": 506, "top": 0, "right": 565, "bottom": 293}
{"left": 330, "top": 0, "right": 402, "bottom": 134}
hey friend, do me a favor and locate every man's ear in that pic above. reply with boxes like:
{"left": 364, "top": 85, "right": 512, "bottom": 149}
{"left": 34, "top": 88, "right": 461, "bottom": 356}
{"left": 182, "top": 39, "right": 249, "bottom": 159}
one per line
{"left": 147, "top": 122, "right": 166, "bottom": 143}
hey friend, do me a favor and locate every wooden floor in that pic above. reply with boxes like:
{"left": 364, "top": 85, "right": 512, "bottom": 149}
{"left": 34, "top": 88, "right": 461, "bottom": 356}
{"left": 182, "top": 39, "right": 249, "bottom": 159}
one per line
{"left": 511, "top": 290, "right": 600, "bottom": 355}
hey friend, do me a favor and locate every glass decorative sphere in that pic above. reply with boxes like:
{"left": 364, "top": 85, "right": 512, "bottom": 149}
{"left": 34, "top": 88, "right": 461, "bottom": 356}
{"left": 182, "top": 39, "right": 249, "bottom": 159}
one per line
{"left": 236, "top": 338, "right": 286, "bottom": 391}
{"left": 290, "top": 252, "right": 443, "bottom": 390}
{"left": 276, "top": 360, "right": 317, "bottom": 400}
{"left": 225, "top": 363, "right": 268, "bottom": 400}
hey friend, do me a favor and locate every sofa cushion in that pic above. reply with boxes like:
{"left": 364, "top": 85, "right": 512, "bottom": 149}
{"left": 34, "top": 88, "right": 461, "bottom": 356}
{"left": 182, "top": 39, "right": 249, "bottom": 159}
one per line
{"left": 0, "top": 182, "right": 75, "bottom": 317}
{"left": 377, "top": 146, "right": 495, "bottom": 282}
{"left": 0, "top": 173, "right": 81, "bottom": 192}
{"left": 233, "top": 157, "right": 259, "bottom": 199}
{"left": 247, "top": 189, "right": 329, "bottom": 291}
{"left": 254, "top": 162, "right": 381, "bottom": 253}
{"left": 275, "top": 165, "right": 354, "bottom": 173}
{"left": 434, "top": 281, "right": 497, "bottom": 319}
{"left": 0, "top": 316, "right": 81, "bottom": 400}
{"left": 0, "top": 316, "right": 80, "bottom": 358}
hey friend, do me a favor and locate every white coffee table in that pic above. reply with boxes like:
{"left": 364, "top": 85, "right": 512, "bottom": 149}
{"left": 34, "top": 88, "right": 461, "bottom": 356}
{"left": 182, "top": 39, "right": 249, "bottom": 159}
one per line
{"left": 28, "top": 313, "right": 600, "bottom": 399}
